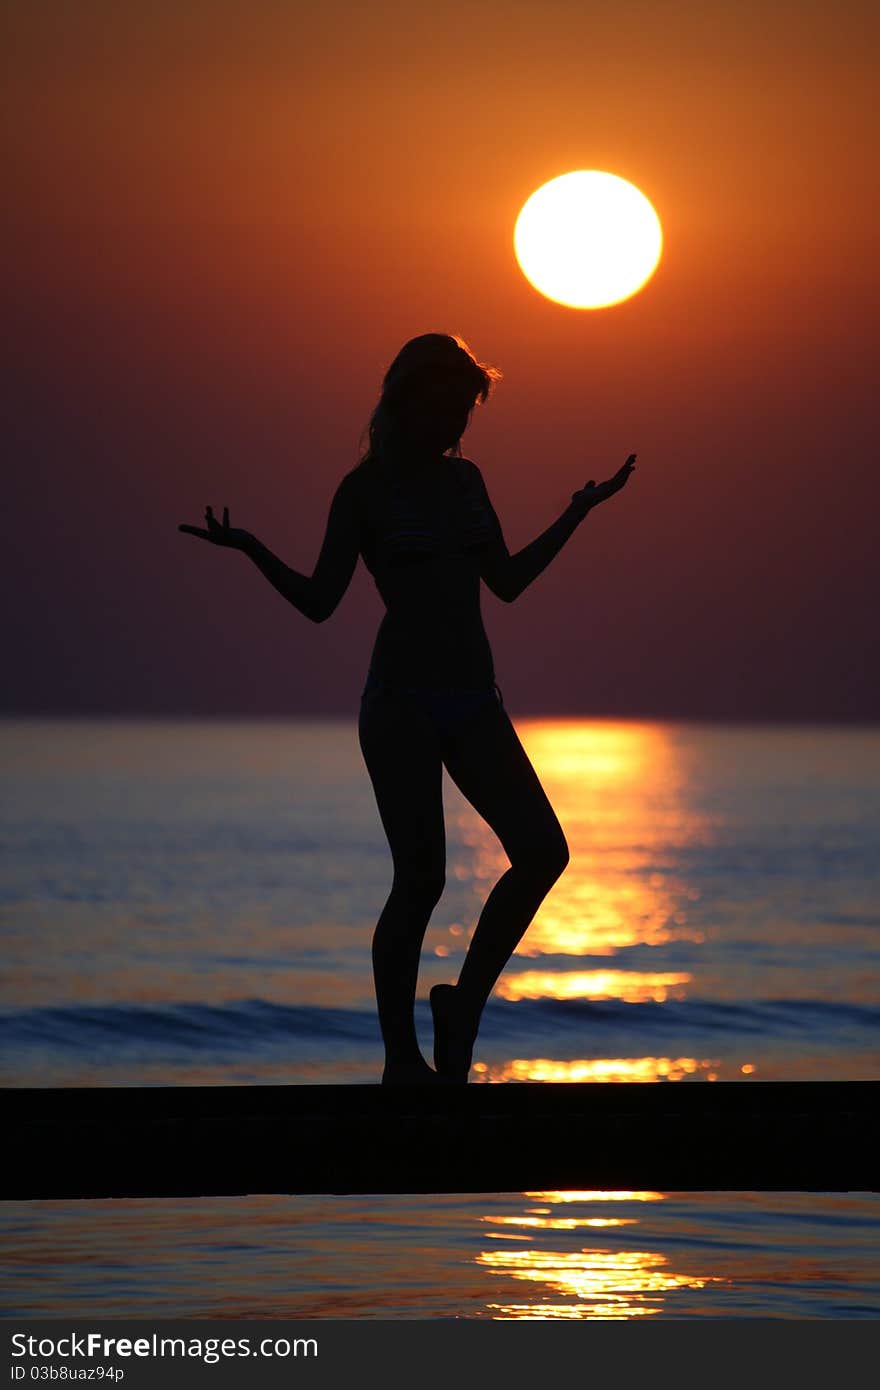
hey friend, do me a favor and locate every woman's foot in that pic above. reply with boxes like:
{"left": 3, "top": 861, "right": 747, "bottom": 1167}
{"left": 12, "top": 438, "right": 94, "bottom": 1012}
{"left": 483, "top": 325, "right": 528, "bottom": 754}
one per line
{"left": 381, "top": 1055, "right": 444, "bottom": 1085}
{"left": 430, "top": 983, "right": 478, "bottom": 1083}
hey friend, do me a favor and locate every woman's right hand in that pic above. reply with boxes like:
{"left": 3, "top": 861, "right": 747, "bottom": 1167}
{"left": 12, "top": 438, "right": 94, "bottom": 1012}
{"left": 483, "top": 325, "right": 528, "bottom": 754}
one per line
{"left": 178, "top": 505, "right": 254, "bottom": 550}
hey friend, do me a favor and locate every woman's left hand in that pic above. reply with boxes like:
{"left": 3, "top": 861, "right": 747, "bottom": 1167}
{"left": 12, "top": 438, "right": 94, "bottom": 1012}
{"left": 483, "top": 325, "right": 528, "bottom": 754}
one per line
{"left": 572, "top": 454, "right": 636, "bottom": 514}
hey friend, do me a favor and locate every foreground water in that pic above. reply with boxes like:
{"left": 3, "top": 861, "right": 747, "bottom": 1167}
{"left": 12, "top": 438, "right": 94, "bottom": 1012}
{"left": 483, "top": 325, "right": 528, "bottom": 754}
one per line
{"left": 1, "top": 718, "right": 878, "bottom": 1317}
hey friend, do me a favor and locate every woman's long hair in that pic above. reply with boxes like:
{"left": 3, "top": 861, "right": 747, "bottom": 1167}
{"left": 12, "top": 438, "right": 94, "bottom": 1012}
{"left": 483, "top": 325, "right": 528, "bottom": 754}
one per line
{"left": 357, "top": 333, "right": 502, "bottom": 468}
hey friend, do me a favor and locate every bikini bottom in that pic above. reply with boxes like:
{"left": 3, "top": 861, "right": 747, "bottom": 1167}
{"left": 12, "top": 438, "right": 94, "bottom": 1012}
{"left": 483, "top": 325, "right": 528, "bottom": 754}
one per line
{"left": 360, "top": 670, "right": 505, "bottom": 746}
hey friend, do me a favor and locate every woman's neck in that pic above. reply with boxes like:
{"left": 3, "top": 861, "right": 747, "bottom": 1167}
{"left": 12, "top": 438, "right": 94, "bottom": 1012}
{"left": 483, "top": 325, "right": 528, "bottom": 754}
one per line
{"left": 387, "top": 446, "right": 450, "bottom": 473}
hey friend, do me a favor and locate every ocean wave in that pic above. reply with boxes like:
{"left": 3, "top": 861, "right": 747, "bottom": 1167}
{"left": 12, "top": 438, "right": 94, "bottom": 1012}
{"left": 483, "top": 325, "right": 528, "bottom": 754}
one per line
{"left": 1, "top": 994, "right": 877, "bottom": 1059}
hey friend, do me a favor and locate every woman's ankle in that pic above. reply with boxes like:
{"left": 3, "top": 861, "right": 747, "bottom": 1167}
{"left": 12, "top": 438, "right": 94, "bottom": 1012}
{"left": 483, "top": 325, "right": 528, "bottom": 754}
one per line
{"left": 382, "top": 1054, "right": 436, "bottom": 1083}
{"left": 383, "top": 1044, "right": 427, "bottom": 1070}
{"left": 450, "top": 983, "right": 482, "bottom": 1034}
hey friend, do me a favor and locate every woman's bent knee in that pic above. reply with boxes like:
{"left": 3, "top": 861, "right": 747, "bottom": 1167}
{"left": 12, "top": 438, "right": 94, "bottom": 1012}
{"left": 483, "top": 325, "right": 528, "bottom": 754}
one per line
{"left": 514, "top": 831, "right": 569, "bottom": 888}
{"left": 545, "top": 834, "right": 570, "bottom": 884}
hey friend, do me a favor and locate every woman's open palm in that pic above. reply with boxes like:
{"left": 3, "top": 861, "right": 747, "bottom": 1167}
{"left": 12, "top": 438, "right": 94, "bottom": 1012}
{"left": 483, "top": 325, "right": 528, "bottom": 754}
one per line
{"left": 572, "top": 454, "right": 636, "bottom": 513}
{"left": 179, "top": 505, "right": 252, "bottom": 550}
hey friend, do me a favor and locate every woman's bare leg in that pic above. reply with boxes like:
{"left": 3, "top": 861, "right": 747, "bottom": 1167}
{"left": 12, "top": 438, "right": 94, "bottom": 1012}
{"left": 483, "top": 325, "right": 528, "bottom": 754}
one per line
{"left": 358, "top": 689, "right": 446, "bottom": 1081}
{"left": 439, "top": 701, "right": 569, "bottom": 1058}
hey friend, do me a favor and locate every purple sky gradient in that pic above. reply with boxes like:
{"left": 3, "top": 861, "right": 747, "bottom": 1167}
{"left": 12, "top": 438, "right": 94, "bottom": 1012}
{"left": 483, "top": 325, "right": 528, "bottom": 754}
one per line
{"left": 5, "top": 1, "right": 877, "bottom": 718}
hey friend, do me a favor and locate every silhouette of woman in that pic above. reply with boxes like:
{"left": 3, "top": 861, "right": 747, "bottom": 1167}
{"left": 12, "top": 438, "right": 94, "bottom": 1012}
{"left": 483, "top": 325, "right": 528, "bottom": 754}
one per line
{"left": 179, "top": 333, "right": 635, "bottom": 1085}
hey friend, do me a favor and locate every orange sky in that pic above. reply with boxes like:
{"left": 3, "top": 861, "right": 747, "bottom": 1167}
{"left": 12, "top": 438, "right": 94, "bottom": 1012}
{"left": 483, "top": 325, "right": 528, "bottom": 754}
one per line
{"left": 4, "top": 0, "right": 878, "bottom": 717}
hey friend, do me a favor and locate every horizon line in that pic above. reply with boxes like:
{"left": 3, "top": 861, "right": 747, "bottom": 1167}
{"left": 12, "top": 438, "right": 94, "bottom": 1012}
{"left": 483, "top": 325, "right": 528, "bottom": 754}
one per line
{"left": 1, "top": 710, "right": 878, "bottom": 729}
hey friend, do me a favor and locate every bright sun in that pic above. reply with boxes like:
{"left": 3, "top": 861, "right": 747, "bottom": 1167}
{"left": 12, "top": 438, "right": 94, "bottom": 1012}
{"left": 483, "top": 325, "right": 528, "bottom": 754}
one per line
{"left": 514, "top": 170, "right": 663, "bottom": 309}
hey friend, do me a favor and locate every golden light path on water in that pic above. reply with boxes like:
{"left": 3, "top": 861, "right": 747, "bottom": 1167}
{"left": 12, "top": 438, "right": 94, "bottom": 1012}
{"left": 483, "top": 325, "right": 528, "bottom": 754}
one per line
{"left": 472, "top": 1057, "right": 722, "bottom": 1083}
{"left": 443, "top": 719, "right": 755, "bottom": 1084}
{"left": 458, "top": 723, "right": 738, "bottom": 1313}
{"left": 495, "top": 969, "right": 692, "bottom": 1003}
{"left": 451, "top": 720, "right": 710, "bottom": 959}
{"left": 476, "top": 1191, "right": 728, "bottom": 1319}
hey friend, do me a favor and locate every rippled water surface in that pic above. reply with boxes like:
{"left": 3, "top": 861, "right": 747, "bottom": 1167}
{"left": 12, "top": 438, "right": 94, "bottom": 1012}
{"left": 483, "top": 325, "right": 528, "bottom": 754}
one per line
{"left": 1, "top": 718, "right": 878, "bottom": 1317}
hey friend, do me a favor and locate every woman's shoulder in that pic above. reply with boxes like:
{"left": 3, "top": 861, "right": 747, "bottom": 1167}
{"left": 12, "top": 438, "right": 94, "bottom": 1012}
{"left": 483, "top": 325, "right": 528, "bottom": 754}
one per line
{"left": 336, "top": 460, "right": 390, "bottom": 544}
{"left": 455, "top": 456, "right": 489, "bottom": 483}
{"left": 454, "top": 456, "right": 492, "bottom": 499}
{"left": 345, "top": 455, "right": 394, "bottom": 487}
{"left": 452, "top": 457, "right": 501, "bottom": 546}
{"left": 448, "top": 454, "right": 480, "bottom": 485}
{"left": 337, "top": 459, "right": 383, "bottom": 504}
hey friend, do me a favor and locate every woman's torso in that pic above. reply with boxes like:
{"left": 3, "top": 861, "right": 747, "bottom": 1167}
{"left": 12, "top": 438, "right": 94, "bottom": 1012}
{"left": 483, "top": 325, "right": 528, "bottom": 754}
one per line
{"left": 353, "top": 454, "right": 498, "bottom": 689}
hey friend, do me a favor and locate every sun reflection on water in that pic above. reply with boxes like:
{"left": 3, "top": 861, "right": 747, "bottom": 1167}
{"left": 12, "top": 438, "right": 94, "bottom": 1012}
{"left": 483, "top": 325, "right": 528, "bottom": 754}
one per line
{"left": 495, "top": 970, "right": 691, "bottom": 1003}
{"left": 480, "top": 1246, "right": 717, "bottom": 1318}
{"left": 452, "top": 720, "right": 712, "bottom": 962}
{"left": 482, "top": 1214, "right": 639, "bottom": 1231}
{"left": 472, "top": 1057, "right": 721, "bottom": 1083}
{"left": 477, "top": 1187, "right": 727, "bottom": 1319}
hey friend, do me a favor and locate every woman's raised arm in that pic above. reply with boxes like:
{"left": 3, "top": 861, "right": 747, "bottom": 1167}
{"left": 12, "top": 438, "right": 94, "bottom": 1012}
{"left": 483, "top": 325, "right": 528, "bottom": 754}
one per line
{"left": 474, "top": 455, "right": 636, "bottom": 603}
{"left": 178, "top": 471, "right": 362, "bottom": 623}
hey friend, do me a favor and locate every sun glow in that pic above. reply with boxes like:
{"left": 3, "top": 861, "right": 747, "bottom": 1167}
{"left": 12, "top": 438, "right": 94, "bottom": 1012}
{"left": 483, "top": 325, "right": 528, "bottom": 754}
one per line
{"left": 514, "top": 170, "right": 662, "bottom": 309}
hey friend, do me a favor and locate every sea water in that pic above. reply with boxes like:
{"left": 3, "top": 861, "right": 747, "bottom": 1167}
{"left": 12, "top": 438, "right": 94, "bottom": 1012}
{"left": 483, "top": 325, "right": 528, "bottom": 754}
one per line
{"left": 1, "top": 717, "right": 878, "bottom": 1317}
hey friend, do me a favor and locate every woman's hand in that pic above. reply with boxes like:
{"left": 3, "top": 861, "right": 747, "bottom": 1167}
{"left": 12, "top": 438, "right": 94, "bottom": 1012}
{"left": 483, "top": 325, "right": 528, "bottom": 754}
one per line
{"left": 571, "top": 454, "right": 636, "bottom": 515}
{"left": 178, "top": 505, "right": 254, "bottom": 550}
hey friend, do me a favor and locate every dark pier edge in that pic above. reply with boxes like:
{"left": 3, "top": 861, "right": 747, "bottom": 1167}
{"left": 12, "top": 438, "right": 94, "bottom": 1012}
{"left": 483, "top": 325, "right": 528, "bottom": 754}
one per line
{"left": 3, "top": 1081, "right": 877, "bottom": 1199}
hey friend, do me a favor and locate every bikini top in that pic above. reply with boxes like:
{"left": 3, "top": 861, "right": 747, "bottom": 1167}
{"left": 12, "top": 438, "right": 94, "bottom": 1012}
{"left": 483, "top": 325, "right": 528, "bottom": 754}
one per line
{"left": 357, "top": 456, "right": 501, "bottom": 573}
